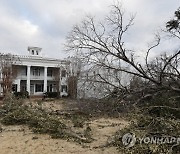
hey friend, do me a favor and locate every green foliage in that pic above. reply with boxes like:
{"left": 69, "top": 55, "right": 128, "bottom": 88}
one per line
{"left": 138, "top": 90, "right": 180, "bottom": 119}
{"left": 14, "top": 91, "right": 29, "bottom": 99}
{"left": 72, "top": 114, "right": 86, "bottom": 128}
{"left": 43, "top": 92, "right": 59, "bottom": 98}
{"left": 75, "top": 98, "right": 131, "bottom": 118}
{"left": 1, "top": 103, "right": 67, "bottom": 138}
{"left": 108, "top": 89, "right": 180, "bottom": 154}
{"left": 0, "top": 93, "right": 24, "bottom": 115}
{"left": 0, "top": 94, "right": 92, "bottom": 143}
{"left": 110, "top": 115, "right": 180, "bottom": 154}
{"left": 2, "top": 107, "right": 31, "bottom": 125}
{"left": 166, "top": 7, "right": 180, "bottom": 38}
{"left": 148, "top": 106, "right": 180, "bottom": 119}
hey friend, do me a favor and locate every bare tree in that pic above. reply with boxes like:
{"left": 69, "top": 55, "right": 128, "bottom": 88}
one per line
{"left": 66, "top": 4, "right": 180, "bottom": 99}
{"left": 0, "top": 54, "right": 19, "bottom": 96}
{"left": 52, "top": 67, "right": 65, "bottom": 98}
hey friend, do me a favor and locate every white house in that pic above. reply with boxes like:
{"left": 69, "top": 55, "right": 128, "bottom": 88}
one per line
{"left": 7, "top": 47, "right": 70, "bottom": 97}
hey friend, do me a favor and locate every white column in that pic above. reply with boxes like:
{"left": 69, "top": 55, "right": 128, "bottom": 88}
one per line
{"left": 59, "top": 68, "right": 61, "bottom": 94}
{"left": 0, "top": 84, "right": 2, "bottom": 96}
{"left": 44, "top": 67, "right": 47, "bottom": 92}
{"left": 27, "top": 65, "right": 31, "bottom": 94}
{"left": 17, "top": 79, "right": 21, "bottom": 92}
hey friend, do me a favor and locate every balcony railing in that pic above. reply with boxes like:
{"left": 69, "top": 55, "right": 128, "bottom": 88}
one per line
{"left": 17, "top": 75, "right": 55, "bottom": 80}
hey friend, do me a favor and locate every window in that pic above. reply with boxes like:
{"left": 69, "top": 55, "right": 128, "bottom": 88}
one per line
{"left": 36, "top": 51, "right": 38, "bottom": 55}
{"left": 61, "top": 70, "right": 66, "bottom": 77}
{"left": 30, "top": 84, "right": 34, "bottom": 94}
{"left": 25, "top": 67, "right": 27, "bottom": 75}
{"left": 33, "top": 68, "right": 41, "bottom": 76}
{"left": 47, "top": 69, "right": 52, "bottom": 77}
{"left": 32, "top": 50, "right": 34, "bottom": 55}
{"left": 35, "top": 84, "right": 44, "bottom": 92}
{"left": 61, "top": 85, "right": 67, "bottom": 92}
{"left": 47, "top": 84, "right": 53, "bottom": 92}
{"left": 21, "top": 67, "right": 27, "bottom": 76}
{"left": 52, "top": 84, "right": 57, "bottom": 92}
{"left": 21, "top": 85, "right": 26, "bottom": 92}
{"left": 12, "top": 84, "right": 17, "bottom": 92}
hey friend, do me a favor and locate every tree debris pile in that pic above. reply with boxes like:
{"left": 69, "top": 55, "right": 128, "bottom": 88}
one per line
{"left": 107, "top": 89, "right": 180, "bottom": 154}
{"left": 0, "top": 94, "right": 93, "bottom": 144}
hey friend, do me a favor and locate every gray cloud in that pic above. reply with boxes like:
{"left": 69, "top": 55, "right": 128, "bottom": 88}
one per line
{"left": 0, "top": 0, "right": 179, "bottom": 58}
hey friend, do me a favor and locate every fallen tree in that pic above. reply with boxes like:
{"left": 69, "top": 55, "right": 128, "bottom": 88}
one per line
{"left": 66, "top": 4, "right": 180, "bottom": 99}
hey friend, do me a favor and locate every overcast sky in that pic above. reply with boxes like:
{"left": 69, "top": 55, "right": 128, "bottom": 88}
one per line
{"left": 0, "top": 0, "right": 179, "bottom": 59}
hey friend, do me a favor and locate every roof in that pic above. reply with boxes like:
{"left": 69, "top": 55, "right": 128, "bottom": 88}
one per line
{"left": 13, "top": 55, "right": 70, "bottom": 68}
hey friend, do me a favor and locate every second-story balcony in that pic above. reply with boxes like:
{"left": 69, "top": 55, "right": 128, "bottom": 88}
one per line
{"left": 17, "top": 75, "right": 55, "bottom": 81}
{"left": 16, "top": 66, "right": 60, "bottom": 81}
{"left": 15, "top": 66, "right": 66, "bottom": 81}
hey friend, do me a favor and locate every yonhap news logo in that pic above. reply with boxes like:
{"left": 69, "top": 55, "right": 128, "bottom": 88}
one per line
{"left": 122, "top": 133, "right": 180, "bottom": 149}
{"left": 122, "top": 133, "right": 136, "bottom": 148}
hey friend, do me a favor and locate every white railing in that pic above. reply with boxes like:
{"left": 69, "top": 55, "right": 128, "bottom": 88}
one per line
{"left": 17, "top": 75, "right": 55, "bottom": 80}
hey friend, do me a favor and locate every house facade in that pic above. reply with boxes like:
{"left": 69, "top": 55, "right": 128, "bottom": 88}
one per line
{"left": 5, "top": 47, "right": 71, "bottom": 97}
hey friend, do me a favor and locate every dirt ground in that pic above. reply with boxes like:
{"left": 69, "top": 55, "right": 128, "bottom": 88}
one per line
{"left": 0, "top": 99, "right": 128, "bottom": 154}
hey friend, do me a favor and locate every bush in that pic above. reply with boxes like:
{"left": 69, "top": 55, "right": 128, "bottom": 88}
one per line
{"left": 43, "top": 92, "right": 59, "bottom": 99}
{"left": 14, "top": 91, "right": 29, "bottom": 99}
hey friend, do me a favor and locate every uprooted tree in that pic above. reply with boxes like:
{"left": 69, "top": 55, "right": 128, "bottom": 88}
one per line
{"left": 0, "top": 53, "right": 20, "bottom": 96}
{"left": 65, "top": 5, "right": 180, "bottom": 153}
{"left": 66, "top": 4, "right": 180, "bottom": 100}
